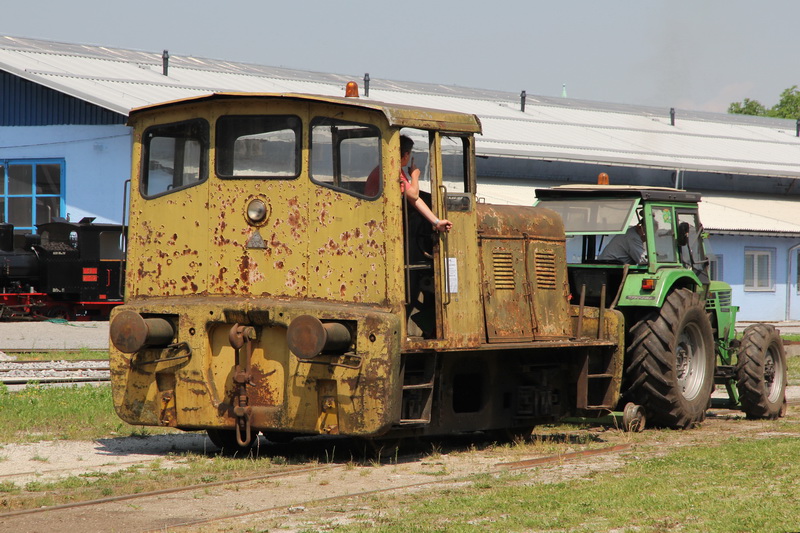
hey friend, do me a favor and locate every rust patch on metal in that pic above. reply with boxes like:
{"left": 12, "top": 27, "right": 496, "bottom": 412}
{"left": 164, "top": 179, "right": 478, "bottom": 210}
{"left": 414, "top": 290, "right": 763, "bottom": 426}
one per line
{"left": 247, "top": 363, "right": 280, "bottom": 406}
{"left": 239, "top": 254, "right": 265, "bottom": 286}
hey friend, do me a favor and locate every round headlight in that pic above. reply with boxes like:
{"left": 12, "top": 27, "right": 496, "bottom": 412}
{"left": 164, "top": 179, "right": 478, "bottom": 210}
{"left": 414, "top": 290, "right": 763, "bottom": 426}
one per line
{"left": 246, "top": 198, "right": 268, "bottom": 225}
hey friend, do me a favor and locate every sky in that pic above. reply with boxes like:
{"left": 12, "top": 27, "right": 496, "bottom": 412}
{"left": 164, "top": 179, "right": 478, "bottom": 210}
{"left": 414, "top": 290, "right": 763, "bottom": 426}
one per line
{"left": 3, "top": 0, "right": 797, "bottom": 113}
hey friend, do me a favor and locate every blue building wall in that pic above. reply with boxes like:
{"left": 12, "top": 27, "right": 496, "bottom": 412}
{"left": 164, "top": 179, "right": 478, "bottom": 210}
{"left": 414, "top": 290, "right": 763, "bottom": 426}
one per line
{"left": 0, "top": 70, "right": 125, "bottom": 126}
{"left": 0, "top": 124, "right": 132, "bottom": 224}
{"left": 707, "top": 234, "right": 800, "bottom": 321}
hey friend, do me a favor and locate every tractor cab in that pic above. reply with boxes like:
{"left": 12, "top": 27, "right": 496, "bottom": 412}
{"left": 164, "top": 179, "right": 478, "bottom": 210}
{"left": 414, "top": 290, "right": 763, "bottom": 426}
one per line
{"left": 534, "top": 185, "right": 709, "bottom": 310}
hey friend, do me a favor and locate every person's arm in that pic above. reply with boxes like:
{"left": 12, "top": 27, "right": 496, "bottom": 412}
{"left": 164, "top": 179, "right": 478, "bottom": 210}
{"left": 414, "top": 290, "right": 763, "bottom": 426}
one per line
{"left": 409, "top": 196, "right": 452, "bottom": 232}
{"left": 403, "top": 162, "right": 420, "bottom": 201}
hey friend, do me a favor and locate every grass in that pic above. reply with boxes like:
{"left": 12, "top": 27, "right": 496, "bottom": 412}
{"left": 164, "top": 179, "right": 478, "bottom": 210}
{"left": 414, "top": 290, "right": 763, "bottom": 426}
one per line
{"left": 787, "top": 353, "right": 800, "bottom": 386}
{"left": 0, "top": 383, "right": 171, "bottom": 442}
{"left": 326, "top": 436, "right": 800, "bottom": 532}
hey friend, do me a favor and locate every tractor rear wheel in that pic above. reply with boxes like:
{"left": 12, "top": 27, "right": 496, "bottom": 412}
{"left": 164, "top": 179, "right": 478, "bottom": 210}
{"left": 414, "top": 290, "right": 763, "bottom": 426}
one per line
{"left": 625, "top": 289, "right": 715, "bottom": 428}
{"left": 736, "top": 324, "right": 787, "bottom": 419}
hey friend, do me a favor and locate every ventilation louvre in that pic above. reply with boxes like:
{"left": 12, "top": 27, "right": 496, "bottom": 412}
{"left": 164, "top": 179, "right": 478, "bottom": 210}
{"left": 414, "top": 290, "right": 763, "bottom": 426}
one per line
{"left": 534, "top": 250, "right": 557, "bottom": 290}
{"left": 492, "top": 251, "right": 515, "bottom": 290}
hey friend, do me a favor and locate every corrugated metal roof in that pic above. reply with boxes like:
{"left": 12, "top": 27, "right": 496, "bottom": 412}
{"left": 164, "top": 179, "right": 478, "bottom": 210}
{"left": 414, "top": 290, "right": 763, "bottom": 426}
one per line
{"left": 700, "top": 194, "right": 800, "bottom": 234}
{"left": 2, "top": 35, "right": 800, "bottom": 180}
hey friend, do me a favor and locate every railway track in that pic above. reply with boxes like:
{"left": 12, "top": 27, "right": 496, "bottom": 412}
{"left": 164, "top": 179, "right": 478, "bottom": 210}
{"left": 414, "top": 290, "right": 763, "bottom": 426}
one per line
{"left": 0, "top": 360, "right": 110, "bottom": 387}
{"left": 0, "top": 442, "right": 634, "bottom": 532}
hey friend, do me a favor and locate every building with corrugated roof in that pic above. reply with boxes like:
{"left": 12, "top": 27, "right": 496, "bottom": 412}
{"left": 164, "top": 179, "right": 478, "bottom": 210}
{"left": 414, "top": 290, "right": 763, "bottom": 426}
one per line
{"left": 1, "top": 34, "right": 798, "bottom": 320}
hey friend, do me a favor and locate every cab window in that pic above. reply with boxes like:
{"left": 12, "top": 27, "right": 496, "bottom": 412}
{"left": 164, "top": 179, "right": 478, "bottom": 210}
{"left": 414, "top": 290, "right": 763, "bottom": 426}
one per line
{"left": 651, "top": 206, "right": 677, "bottom": 263}
{"left": 142, "top": 119, "right": 208, "bottom": 198}
{"left": 310, "top": 118, "right": 381, "bottom": 199}
{"left": 441, "top": 135, "right": 472, "bottom": 212}
{"left": 216, "top": 115, "right": 300, "bottom": 178}
{"left": 677, "top": 211, "right": 705, "bottom": 268}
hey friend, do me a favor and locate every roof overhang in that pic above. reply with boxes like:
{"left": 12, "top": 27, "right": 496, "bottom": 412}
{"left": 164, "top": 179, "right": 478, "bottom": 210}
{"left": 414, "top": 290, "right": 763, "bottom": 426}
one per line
{"left": 534, "top": 184, "right": 701, "bottom": 203}
{"left": 128, "top": 92, "right": 482, "bottom": 133}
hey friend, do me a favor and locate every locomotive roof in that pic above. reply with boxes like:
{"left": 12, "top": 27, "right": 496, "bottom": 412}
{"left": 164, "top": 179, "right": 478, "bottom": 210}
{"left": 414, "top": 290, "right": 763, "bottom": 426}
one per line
{"left": 534, "top": 184, "right": 702, "bottom": 204}
{"left": 128, "top": 92, "right": 483, "bottom": 134}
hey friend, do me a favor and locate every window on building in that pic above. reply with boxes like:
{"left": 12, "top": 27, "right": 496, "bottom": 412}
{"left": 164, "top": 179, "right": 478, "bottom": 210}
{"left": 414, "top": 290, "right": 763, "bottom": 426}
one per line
{"left": 708, "top": 254, "right": 723, "bottom": 281}
{"left": 744, "top": 248, "right": 775, "bottom": 291}
{"left": 0, "top": 160, "right": 64, "bottom": 233}
{"left": 796, "top": 251, "right": 800, "bottom": 294}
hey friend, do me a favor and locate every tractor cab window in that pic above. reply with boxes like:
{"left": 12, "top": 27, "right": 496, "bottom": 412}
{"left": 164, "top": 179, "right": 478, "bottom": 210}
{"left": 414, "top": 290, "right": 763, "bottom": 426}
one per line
{"left": 142, "top": 119, "right": 208, "bottom": 198}
{"left": 534, "top": 197, "right": 640, "bottom": 263}
{"left": 310, "top": 118, "right": 381, "bottom": 199}
{"left": 677, "top": 211, "right": 706, "bottom": 271}
{"left": 651, "top": 206, "right": 677, "bottom": 263}
{"left": 216, "top": 115, "right": 300, "bottom": 179}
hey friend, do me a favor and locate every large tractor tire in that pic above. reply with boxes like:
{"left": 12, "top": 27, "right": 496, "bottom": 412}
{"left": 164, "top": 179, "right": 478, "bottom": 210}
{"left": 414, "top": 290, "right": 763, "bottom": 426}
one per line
{"left": 625, "top": 289, "right": 715, "bottom": 428}
{"left": 736, "top": 324, "right": 787, "bottom": 419}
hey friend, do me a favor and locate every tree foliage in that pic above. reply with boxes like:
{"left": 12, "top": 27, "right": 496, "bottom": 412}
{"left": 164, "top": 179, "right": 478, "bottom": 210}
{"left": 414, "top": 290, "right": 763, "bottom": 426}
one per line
{"left": 729, "top": 86, "right": 800, "bottom": 119}
{"left": 770, "top": 86, "right": 800, "bottom": 119}
{"left": 728, "top": 98, "right": 766, "bottom": 116}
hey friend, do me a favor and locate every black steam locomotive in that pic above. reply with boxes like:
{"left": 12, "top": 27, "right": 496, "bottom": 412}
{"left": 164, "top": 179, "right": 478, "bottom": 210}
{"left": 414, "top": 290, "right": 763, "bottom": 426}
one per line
{"left": 0, "top": 217, "right": 124, "bottom": 320}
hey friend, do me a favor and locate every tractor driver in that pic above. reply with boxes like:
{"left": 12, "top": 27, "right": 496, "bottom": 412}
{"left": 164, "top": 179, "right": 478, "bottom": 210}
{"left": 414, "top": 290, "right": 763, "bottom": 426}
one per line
{"left": 598, "top": 221, "right": 647, "bottom": 265}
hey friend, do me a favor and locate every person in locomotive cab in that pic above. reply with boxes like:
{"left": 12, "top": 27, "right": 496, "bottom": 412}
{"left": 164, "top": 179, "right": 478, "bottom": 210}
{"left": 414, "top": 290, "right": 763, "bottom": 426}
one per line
{"left": 365, "top": 135, "right": 452, "bottom": 232}
{"left": 598, "top": 220, "right": 647, "bottom": 265}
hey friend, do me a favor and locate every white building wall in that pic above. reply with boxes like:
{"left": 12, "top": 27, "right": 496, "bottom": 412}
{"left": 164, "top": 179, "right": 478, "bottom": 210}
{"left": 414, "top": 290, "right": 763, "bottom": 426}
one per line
{"left": 0, "top": 124, "right": 132, "bottom": 225}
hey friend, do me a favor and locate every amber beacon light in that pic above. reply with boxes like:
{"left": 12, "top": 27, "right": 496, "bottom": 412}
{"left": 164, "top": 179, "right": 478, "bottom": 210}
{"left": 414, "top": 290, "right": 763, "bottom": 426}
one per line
{"left": 345, "top": 81, "right": 359, "bottom": 97}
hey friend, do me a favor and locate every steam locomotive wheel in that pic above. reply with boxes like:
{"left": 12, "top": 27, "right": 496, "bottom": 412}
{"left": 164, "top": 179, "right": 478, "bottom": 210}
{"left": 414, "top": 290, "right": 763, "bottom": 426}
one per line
{"left": 46, "top": 306, "right": 72, "bottom": 321}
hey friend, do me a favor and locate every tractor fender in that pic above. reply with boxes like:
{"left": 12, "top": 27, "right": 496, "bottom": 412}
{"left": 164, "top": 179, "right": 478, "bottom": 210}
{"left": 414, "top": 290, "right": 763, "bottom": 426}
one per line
{"left": 617, "top": 270, "right": 702, "bottom": 309}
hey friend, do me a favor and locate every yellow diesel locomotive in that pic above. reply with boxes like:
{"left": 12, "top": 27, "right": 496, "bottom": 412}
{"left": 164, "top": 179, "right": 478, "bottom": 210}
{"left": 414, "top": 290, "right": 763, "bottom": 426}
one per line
{"left": 109, "top": 91, "right": 624, "bottom": 453}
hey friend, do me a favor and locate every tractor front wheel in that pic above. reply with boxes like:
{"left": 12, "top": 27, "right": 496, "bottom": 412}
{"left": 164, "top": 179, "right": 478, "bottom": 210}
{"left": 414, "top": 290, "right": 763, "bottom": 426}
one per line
{"left": 625, "top": 289, "right": 715, "bottom": 428}
{"left": 736, "top": 324, "right": 787, "bottom": 419}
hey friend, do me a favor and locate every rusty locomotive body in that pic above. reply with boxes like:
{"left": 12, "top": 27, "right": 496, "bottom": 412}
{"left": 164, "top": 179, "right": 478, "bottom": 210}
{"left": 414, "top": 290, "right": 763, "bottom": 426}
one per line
{"left": 109, "top": 92, "right": 624, "bottom": 451}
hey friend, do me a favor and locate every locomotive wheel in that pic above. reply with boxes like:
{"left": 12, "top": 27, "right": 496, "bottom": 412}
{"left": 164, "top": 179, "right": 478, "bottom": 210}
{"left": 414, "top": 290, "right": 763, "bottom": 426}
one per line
{"left": 624, "top": 289, "right": 715, "bottom": 429}
{"left": 206, "top": 428, "right": 258, "bottom": 456}
{"left": 489, "top": 426, "right": 534, "bottom": 444}
{"left": 262, "top": 431, "right": 298, "bottom": 444}
{"left": 46, "top": 305, "right": 72, "bottom": 321}
{"left": 360, "top": 437, "right": 403, "bottom": 461}
{"left": 736, "top": 324, "right": 787, "bottom": 419}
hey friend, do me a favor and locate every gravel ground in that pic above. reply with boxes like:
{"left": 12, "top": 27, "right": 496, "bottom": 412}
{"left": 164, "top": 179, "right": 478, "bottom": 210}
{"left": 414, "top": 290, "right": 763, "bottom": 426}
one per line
{"left": 0, "top": 320, "right": 108, "bottom": 354}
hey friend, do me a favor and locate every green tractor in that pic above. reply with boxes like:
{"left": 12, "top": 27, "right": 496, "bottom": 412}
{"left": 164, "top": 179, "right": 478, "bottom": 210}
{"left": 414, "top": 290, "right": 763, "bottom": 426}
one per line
{"left": 535, "top": 185, "right": 787, "bottom": 429}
